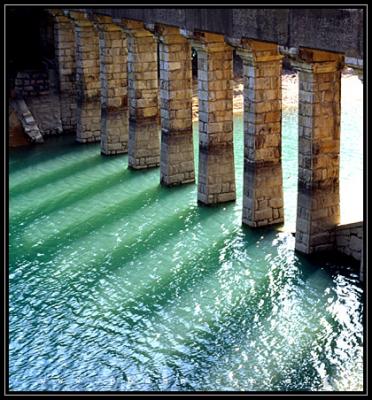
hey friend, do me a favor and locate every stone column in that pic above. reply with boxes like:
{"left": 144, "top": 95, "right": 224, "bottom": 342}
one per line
{"left": 69, "top": 11, "right": 101, "bottom": 143}
{"left": 193, "top": 32, "right": 235, "bottom": 205}
{"left": 122, "top": 20, "right": 160, "bottom": 169}
{"left": 49, "top": 9, "right": 77, "bottom": 133}
{"left": 237, "top": 40, "right": 284, "bottom": 227}
{"left": 156, "top": 25, "right": 195, "bottom": 186}
{"left": 292, "top": 48, "right": 344, "bottom": 254}
{"left": 95, "top": 16, "right": 128, "bottom": 155}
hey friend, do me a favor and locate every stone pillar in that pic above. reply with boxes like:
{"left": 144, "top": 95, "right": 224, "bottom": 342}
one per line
{"left": 95, "top": 16, "right": 128, "bottom": 155}
{"left": 49, "top": 9, "right": 77, "bottom": 133}
{"left": 237, "top": 40, "right": 284, "bottom": 227}
{"left": 122, "top": 20, "right": 160, "bottom": 169}
{"left": 157, "top": 25, "right": 195, "bottom": 186}
{"left": 193, "top": 32, "right": 236, "bottom": 205}
{"left": 292, "top": 49, "right": 344, "bottom": 254}
{"left": 69, "top": 11, "right": 101, "bottom": 143}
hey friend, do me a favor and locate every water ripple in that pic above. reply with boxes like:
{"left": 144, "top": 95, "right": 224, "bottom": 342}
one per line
{"left": 9, "top": 111, "right": 363, "bottom": 392}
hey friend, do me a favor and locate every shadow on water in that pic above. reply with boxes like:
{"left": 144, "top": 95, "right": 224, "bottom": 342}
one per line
{"left": 101, "top": 228, "right": 305, "bottom": 390}
{"left": 294, "top": 250, "right": 362, "bottom": 286}
{"left": 10, "top": 183, "right": 161, "bottom": 265}
{"left": 10, "top": 153, "right": 116, "bottom": 197}
{"left": 107, "top": 226, "right": 264, "bottom": 320}
{"left": 119, "top": 226, "right": 359, "bottom": 391}
{"left": 59, "top": 200, "right": 226, "bottom": 293}
{"left": 9, "top": 133, "right": 81, "bottom": 173}
{"left": 9, "top": 166, "right": 154, "bottom": 229}
{"left": 178, "top": 256, "right": 291, "bottom": 366}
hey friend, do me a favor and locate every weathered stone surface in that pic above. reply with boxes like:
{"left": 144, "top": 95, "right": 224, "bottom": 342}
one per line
{"left": 128, "top": 119, "right": 160, "bottom": 169}
{"left": 293, "top": 48, "right": 344, "bottom": 254}
{"left": 335, "top": 221, "right": 363, "bottom": 275}
{"left": 93, "top": 8, "right": 364, "bottom": 59}
{"left": 49, "top": 9, "right": 77, "bottom": 133}
{"left": 95, "top": 16, "right": 129, "bottom": 155}
{"left": 122, "top": 19, "right": 160, "bottom": 169}
{"left": 157, "top": 24, "right": 194, "bottom": 186}
{"left": 25, "top": 93, "right": 63, "bottom": 136}
{"left": 69, "top": 11, "right": 101, "bottom": 143}
{"left": 238, "top": 39, "right": 284, "bottom": 227}
{"left": 14, "top": 69, "right": 63, "bottom": 136}
{"left": 10, "top": 99, "right": 44, "bottom": 144}
{"left": 193, "top": 32, "right": 235, "bottom": 204}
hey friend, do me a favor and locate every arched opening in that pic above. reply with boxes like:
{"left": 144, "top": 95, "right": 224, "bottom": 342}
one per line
{"left": 7, "top": 7, "right": 55, "bottom": 99}
{"left": 7, "top": 7, "right": 54, "bottom": 72}
{"left": 280, "top": 62, "right": 299, "bottom": 233}
{"left": 339, "top": 67, "right": 363, "bottom": 224}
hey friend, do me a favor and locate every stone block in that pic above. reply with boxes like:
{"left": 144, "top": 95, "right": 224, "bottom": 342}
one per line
{"left": 349, "top": 235, "right": 362, "bottom": 252}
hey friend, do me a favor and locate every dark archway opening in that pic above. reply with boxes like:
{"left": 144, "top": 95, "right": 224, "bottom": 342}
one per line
{"left": 7, "top": 7, "right": 55, "bottom": 91}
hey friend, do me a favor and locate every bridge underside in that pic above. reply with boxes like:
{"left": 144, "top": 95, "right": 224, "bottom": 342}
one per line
{"left": 92, "top": 8, "right": 363, "bottom": 59}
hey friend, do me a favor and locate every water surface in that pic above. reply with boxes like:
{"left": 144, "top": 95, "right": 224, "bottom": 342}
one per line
{"left": 9, "top": 76, "right": 364, "bottom": 392}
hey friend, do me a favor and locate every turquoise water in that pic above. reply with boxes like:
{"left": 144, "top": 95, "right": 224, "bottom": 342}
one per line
{"left": 9, "top": 80, "right": 363, "bottom": 392}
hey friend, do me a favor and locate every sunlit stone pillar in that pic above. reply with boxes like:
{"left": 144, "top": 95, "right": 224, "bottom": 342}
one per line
{"left": 95, "top": 16, "right": 128, "bottom": 155}
{"left": 69, "top": 11, "right": 101, "bottom": 143}
{"left": 237, "top": 40, "right": 284, "bottom": 227}
{"left": 156, "top": 25, "right": 195, "bottom": 186}
{"left": 122, "top": 20, "right": 160, "bottom": 169}
{"left": 193, "top": 32, "right": 235, "bottom": 205}
{"left": 49, "top": 9, "right": 77, "bottom": 133}
{"left": 292, "top": 48, "right": 344, "bottom": 254}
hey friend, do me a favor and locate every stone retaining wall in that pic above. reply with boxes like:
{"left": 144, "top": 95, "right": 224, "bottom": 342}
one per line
{"left": 335, "top": 221, "right": 363, "bottom": 261}
{"left": 9, "top": 99, "right": 44, "bottom": 144}
{"left": 13, "top": 69, "right": 63, "bottom": 136}
{"left": 15, "top": 71, "right": 50, "bottom": 97}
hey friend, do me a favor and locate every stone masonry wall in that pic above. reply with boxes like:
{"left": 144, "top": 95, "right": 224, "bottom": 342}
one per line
{"left": 14, "top": 71, "right": 49, "bottom": 97}
{"left": 10, "top": 99, "right": 44, "bottom": 143}
{"left": 51, "top": 9, "right": 77, "bottom": 133}
{"left": 238, "top": 40, "right": 284, "bottom": 227}
{"left": 294, "top": 49, "right": 344, "bottom": 254}
{"left": 158, "top": 25, "right": 195, "bottom": 186}
{"left": 335, "top": 222, "right": 363, "bottom": 261}
{"left": 194, "top": 32, "right": 236, "bottom": 205}
{"left": 96, "top": 16, "right": 129, "bottom": 155}
{"left": 14, "top": 70, "right": 63, "bottom": 136}
{"left": 335, "top": 221, "right": 364, "bottom": 281}
{"left": 70, "top": 11, "right": 101, "bottom": 143}
{"left": 123, "top": 19, "right": 160, "bottom": 169}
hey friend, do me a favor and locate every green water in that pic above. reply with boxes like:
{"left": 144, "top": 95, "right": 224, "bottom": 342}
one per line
{"left": 9, "top": 88, "right": 363, "bottom": 391}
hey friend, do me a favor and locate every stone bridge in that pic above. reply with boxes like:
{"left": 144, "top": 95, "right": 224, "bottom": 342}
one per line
{"left": 45, "top": 7, "right": 364, "bottom": 261}
{"left": 93, "top": 8, "right": 364, "bottom": 60}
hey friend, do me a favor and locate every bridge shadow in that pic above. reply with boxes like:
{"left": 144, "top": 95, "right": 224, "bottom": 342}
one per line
{"left": 11, "top": 183, "right": 163, "bottom": 264}
{"left": 9, "top": 133, "right": 81, "bottom": 173}
{"left": 10, "top": 166, "right": 154, "bottom": 229}
{"left": 110, "top": 227, "right": 314, "bottom": 387}
{"left": 116, "top": 226, "right": 264, "bottom": 320}
{"left": 56, "top": 200, "right": 226, "bottom": 292}
{"left": 91, "top": 225, "right": 279, "bottom": 323}
{"left": 293, "top": 250, "right": 362, "bottom": 287}
{"left": 10, "top": 153, "right": 118, "bottom": 197}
